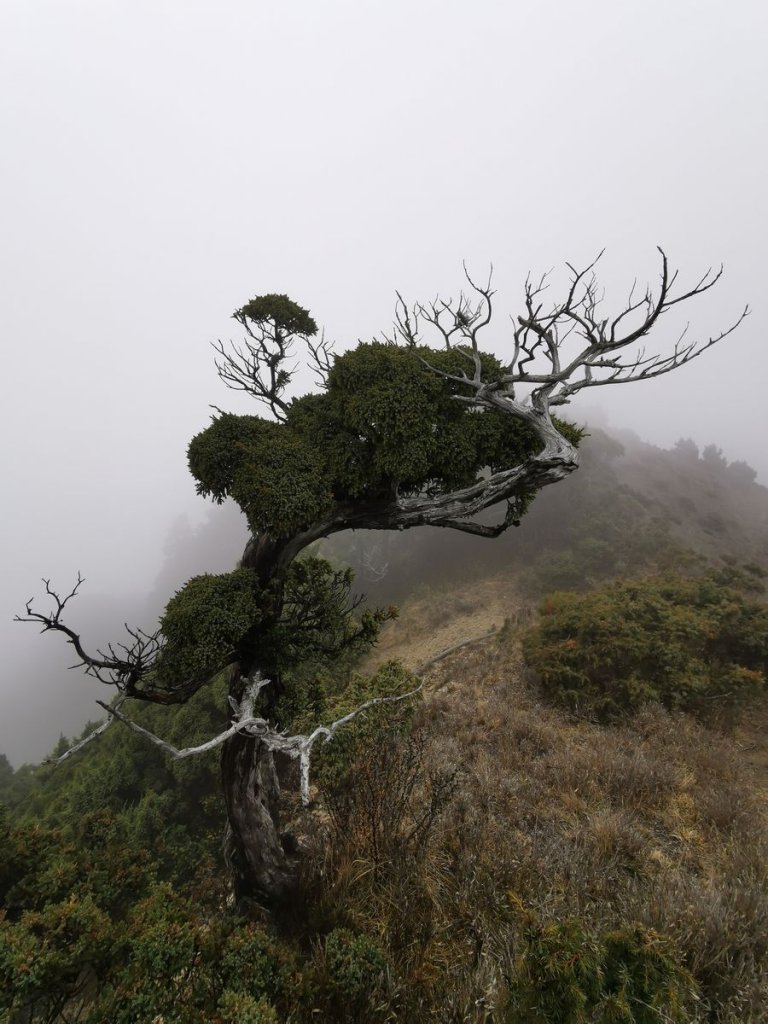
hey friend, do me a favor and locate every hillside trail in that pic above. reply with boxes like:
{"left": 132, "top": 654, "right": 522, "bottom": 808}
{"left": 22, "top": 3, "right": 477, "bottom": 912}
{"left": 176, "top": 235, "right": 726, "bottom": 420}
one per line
{"left": 361, "top": 574, "right": 768, "bottom": 819}
{"left": 360, "top": 575, "right": 531, "bottom": 676}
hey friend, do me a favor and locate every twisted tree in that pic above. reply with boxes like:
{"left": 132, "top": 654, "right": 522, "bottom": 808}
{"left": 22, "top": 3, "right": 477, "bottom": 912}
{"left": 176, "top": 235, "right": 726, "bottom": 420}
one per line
{"left": 18, "top": 253, "right": 746, "bottom": 908}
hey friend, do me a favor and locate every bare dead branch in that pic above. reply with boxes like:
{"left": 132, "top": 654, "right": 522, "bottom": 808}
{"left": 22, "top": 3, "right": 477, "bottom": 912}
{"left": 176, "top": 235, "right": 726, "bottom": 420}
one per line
{"left": 393, "top": 292, "right": 420, "bottom": 346}
{"left": 306, "top": 329, "right": 335, "bottom": 385}
{"left": 14, "top": 575, "right": 159, "bottom": 684}
{"left": 45, "top": 698, "right": 127, "bottom": 765}
{"left": 212, "top": 327, "right": 293, "bottom": 421}
{"left": 359, "top": 538, "right": 390, "bottom": 583}
{"left": 86, "top": 671, "right": 422, "bottom": 807}
{"left": 14, "top": 577, "right": 228, "bottom": 706}
{"left": 410, "top": 249, "right": 746, "bottom": 416}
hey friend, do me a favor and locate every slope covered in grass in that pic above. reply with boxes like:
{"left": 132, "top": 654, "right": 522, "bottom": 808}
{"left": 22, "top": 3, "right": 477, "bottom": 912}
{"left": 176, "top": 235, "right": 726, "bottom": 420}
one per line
{"left": 4, "top": 424, "right": 768, "bottom": 1021}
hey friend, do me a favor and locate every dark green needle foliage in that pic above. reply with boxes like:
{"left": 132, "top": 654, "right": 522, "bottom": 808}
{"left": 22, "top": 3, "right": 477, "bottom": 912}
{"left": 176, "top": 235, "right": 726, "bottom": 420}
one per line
{"left": 523, "top": 570, "right": 768, "bottom": 720}
{"left": 153, "top": 559, "right": 393, "bottom": 701}
{"left": 237, "top": 293, "right": 318, "bottom": 337}
{"left": 188, "top": 416, "right": 334, "bottom": 536}
{"left": 229, "top": 424, "right": 335, "bottom": 537}
{"left": 287, "top": 343, "right": 514, "bottom": 497}
{"left": 187, "top": 413, "right": 273, "bottom": 504}
{"left": 190, "top": 340, "right": 582, "bottom": 517}
{"left": 505, "top": 913, "right": 695, "bottom": 1024}
{"left": 315, "top": 928, "right": 389, "bottom": 1022}
{"left": 271, "top": 557, "right": 393, "bottom": 667}
{"left": 154, "top": 568, "right": 263, "bottom": 690}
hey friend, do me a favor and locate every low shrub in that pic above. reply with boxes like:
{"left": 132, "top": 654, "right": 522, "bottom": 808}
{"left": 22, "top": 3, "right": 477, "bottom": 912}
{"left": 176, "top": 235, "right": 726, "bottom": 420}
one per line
{"left": 522, "top": 572, "right": 768, "bottom": 720}
{"left": 315, "top": 927, "right": 389, "bottom": 1018}
{"left": 503, "top": 914, "right": 696, "bottom": 1023}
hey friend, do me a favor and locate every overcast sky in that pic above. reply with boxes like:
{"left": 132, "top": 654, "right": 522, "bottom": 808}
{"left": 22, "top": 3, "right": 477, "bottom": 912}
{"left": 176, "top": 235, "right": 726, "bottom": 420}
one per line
{"left": 1, "top": 0, "right": 766, "bottom": 765}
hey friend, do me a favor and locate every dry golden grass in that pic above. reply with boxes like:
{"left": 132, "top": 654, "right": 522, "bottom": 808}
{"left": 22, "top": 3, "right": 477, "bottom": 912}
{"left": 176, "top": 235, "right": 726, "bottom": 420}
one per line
{"left": 360, "top": 575, "right": 531, "bottom": 675}
{"left": 315, "top": 596, "right": 768, "bottom": 1022}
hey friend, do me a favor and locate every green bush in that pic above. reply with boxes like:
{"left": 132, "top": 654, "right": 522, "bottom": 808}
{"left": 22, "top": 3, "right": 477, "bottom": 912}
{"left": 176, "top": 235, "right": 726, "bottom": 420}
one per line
{"left": 156, "top": 568, "right": 263, "bottom": 688}
{"left": 505, "top": 917, "right": 603, "bottom": 1023}
{"left": 313, "top": 927, "right": 389, "bottom": 1020}
{"left": 601, "top": 925, "right": 696, "bottom": 1023}
{"left": 523, "top": 572, "right": 768, "bottom": 720}
{"left": 0, "top": 894, "right": 114, "bottom": 1023}
{"left": 85, "top": 889, "right": 297, "bottom": 1023}
{"left": 312, "top": 660, "right": 419, "bottom": 795}
{"left": 504, "top": 916, "right": 695, "bottom": 1023}
{"left": 217, "top": 989, "right": 280, "bottom": 1024}
{"left": 189, "top": 412, "right": 336, "bottom": 536}
{"left": 215, "top": 923, "right": 292, "bottom": 1005}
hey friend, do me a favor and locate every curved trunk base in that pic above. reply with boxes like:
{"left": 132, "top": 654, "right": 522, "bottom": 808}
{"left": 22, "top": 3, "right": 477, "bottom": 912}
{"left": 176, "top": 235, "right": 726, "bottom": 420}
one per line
{"left": 221, "top": 731, "right": 295, "bottom": 909}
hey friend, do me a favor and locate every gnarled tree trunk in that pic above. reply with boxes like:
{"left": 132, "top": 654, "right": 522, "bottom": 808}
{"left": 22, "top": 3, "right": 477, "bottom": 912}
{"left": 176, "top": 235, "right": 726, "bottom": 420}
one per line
{"left": 220, "top": 532, "right": 302, "bottom": 909}
{"left": 221, "top": 730, "right": 294, "bottom": 907}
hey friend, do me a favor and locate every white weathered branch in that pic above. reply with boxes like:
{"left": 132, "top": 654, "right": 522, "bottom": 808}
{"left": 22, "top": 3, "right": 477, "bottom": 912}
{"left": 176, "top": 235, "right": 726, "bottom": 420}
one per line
{"left": 46, "top": 698, "right": 127, "bottom": 765}
{"left": 92, "top": 672, "right": 274, "bottom": 760}
{"left": 397, "top": 249, "right": 746, "bottom": 416}
{"left": 65, "top": 671, "right": 424, "bottom": 807}
{"left": 45, "top": 628, "right": 500, "bottom": 806}
{"left": 294, "top": 683, "right": 423, "bottom": 805}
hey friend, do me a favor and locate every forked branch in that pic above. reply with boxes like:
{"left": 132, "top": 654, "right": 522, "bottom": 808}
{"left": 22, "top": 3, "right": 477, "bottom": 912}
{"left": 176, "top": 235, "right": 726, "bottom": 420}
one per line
{"left": 212, "top": 326, "right": 293, "bottom": 421}
{"left": 14, "top": 577, "right": 220, "bottom": 705}
{"left": 64, "top": 672, "right": 424, "bottom": 807}
{"left": 306, "top": 330, "right": 335, "bottom": 386}
{"left": 214, "top": 296, "right": 320, "bottom": 418}
{"left": 15, "top": 576, "right": 161, "bottom": 688}
{"left": 392, "top": 249, "right": 747, "bottom": 412}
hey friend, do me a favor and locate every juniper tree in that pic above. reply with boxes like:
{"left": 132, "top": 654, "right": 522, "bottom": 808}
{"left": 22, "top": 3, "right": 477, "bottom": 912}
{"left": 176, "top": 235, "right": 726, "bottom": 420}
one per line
{"left": 18, "top": 252, "right": 746, "bottom": 908}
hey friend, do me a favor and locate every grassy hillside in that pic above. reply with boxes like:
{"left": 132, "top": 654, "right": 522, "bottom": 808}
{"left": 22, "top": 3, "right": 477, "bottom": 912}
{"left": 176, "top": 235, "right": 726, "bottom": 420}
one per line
{"left": 3, "top": 426, "right": 768, "bottom": 1022}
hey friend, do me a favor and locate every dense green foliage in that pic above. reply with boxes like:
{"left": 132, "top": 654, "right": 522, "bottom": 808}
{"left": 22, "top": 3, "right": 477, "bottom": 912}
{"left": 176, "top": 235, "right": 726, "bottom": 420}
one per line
{"left": 505, "top": 915, "right": 695, "bottom": 1023}
{"left": 287, "top": 343, "right": 568, "bottom": 499}
{"left": 0, "top": 813, "right": 294, "bottom": 1023}
{"left": 318, "top": 928, "right": 388, "bottom": 1020}
{"left": 523, "top": 570, "right": 768, "bottom": 720}
{"left": 230, "top": 425, "right": 335, "bottom": 536}
{"left": 147, "top": 555, "right": 394, "bottom": 709}
{"left": 155, "top": 568, "right": 263, "bottom": 689}
{"left": 189, "top": 344, "right": 583, "bottom": 530}
{"left": 187, "top": 415, "right": 334, "bottom": 535}
{"left": 237, "top": 293, "right": 318, "bottom": 338}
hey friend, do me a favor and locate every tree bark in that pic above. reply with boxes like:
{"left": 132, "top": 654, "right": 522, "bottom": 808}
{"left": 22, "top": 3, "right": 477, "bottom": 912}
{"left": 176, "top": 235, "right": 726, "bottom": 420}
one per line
{"left": 220, "top": 533, "right": 299, "bottom": 910}
{"left": 221, "top": 730, "right": 294, "bottom": 908}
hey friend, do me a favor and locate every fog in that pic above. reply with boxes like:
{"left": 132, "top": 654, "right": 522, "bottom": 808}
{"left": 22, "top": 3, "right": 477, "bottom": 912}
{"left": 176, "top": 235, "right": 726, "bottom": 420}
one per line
{"left": 1, "top": 0, "right": 766, "bottom": 765}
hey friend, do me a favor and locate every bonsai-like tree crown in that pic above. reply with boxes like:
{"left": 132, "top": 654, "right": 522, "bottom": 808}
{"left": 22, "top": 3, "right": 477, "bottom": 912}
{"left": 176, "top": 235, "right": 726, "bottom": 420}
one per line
{"left": 236, "top": 294, "right": 317, "bottom": 337}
